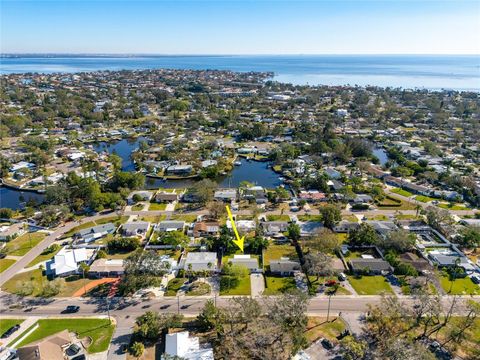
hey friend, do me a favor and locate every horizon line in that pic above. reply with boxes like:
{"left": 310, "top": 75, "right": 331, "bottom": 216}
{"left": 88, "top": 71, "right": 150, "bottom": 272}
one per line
{"left": 2, "top": 53, "right": 480, "bottom": 57}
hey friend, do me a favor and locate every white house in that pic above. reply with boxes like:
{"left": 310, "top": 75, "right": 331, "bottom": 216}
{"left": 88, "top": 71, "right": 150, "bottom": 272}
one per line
{"left": 46, "top": 247, "right": 90, "bottom": 277}
{"left": 163, "top": 331, "right": 214, "bottom": 360}
{"left": 183, "top": 252, "right": 217, "bottom": 272}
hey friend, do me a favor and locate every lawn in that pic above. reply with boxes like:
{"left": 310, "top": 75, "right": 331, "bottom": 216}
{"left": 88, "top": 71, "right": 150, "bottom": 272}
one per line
{"left": 15, "top": 318, "right": 115, "bottom": 353}
{"left": 157, "top": 249, "right": 182, "bottom": 261}
{"left": 304, "top": 316, "right": 347, "bottom": 343}
{"left": 185, "top": 281, "right": 211, "bottom": 296}
{"left": 336, "top": 233, "right": 348, "bottom": 243}
{"left": 140, "top": 215, "right": 166, "bottom": 223}
{"left": 27, "top": 245, "right": 62, "bottom": 267}
{"left": 170, "top": 214, "right": 198, "bottom": 223}
{"left": 439, "top": 275, "right": 480, "bottom": 295}
{"left": 307, "top": 276, "right": 351, "bottom": 295}
{"left": 348, "top": 275, "right": 394, "bottom": 295}
{"left": 263, "top": 275, "right": 296, "bottom": 295}
{"left": 298, "top": 215, "right": 323, "bottom": 222}
{"left": 0, "top": 258, "right": 16, "bottom": 273}
{"left": 438, "top": 203, "right": 469, "bottom": 210}
{"left": 1, "top": 269, "right": 99, "bottom": 297}
{"left": 165, "top": 277, "right": 187, "bottom": 296}
{"left": 5, "top": 232, "right": 46, "bottom": 256}
{"left": 365, "top": 215, "right": 389, "bottom": 221}
{"left": 132, "top": 203, "right": 145, "bottom": 211}
{"left": 96, "top": 216, "right": 128, "bottom": 225}
{"left": 220, "top": 275, "right": 251, "bottom": 295}
{"left": 0, "top": 319, "right": 24, "bottom": 337}
{"left": 342, "top": 215, "right": 358, "bottom": 222}
{"left": 148, "top": 203, "right": 166, "bottom": 211}
{"left": 415, "top": 195, "right": 437, "bottom": 203}
{"left": 391, "top": 188, "right": 414, "bottom": 197}
{"left": 263, "top": 244, "right": 297, "bottom": 266}
{"left": 63, "top": 221, "right": 97, "bottom": 238}
{"left": 395, "top": 214, "right": 421, "bottom": 220}
{"left": 266, "top": 214, "right": 290, "bottom": 221}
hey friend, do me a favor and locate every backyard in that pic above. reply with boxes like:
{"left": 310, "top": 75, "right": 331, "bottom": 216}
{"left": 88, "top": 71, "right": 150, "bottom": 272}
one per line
{"left": 263, "top": 244, "right": 297, "bottom": 267}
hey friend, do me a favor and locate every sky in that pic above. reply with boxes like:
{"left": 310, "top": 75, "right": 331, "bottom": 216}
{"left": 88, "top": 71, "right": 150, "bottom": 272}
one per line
{"left": 1, "top": 0, "right": 479, "bottom": 54}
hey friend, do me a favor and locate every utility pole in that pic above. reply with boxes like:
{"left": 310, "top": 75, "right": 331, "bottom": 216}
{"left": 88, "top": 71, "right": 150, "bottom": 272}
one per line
{"left": 326, "top": 293, "right": 333, "bottom": 322}
{"left": 177, "top": 296, "right": 180, "bottom": 314}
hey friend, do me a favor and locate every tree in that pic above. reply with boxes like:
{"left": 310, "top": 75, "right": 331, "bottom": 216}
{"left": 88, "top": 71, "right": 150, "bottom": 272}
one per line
{"left": 305, "top": 228, "right": 341, "bottom": 254}
{"left": 197, "top": 299, "right": 222, "bottom": 331}
{"left": 247, "top": 236, "right": 269, "bottom": 254}
{"left": 457, "top": 226, "right": 480, "bottom": 249}
{"left": 191, "top": 179, "right": 217, "bottom": 205}
{"left": 129, "top": 342, "right": 144, "bottom": 358}
{"left": 348, "top": 223, "right": 378, "bottom": 246}
{"left": 108, "top": 153, "right": 123, "bottom": 171}
{"left": 304, "top": 252, "right": 334, "bottom": 280}
{"left": 287, "top": 223, "right": 301, "bottom": 242}
{"left": 206, "top": 201, "right": 226, "bottom": 219}
{"left": 380, "top": 229, "right": 416, "bottom": 253}
{"left": 319, "top": 204, "right": 341, "bottom": 230}
{"left": 425, "top": 206, "right": 454, "bottom": 231}
{"left": 134, "top": 311, "right": 183, "bottom": 341}
{"left": 339, "top": 336, "right": 368, "bottom": 360}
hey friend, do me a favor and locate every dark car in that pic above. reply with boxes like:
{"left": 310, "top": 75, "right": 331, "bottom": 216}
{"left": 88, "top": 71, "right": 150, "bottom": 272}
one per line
{"left": 321, "top": 338, "right": 334, "bottom": 350}
{"left": 62, "top": 305, "right": 80, "bottom": 313}
{"left": 67, "top": 344, "right": 81, "bottom": 356}
{"left": 160, "top": 304, "right": 170, "bottom": 310}
{"left": 1, "top": 324, "right": 21, "bottom": 338}
{"left": 181, "top": 304, "right": 190, "bottom": 309}
{"left": 71, "top": 355, "right": 86, "bottom": 360}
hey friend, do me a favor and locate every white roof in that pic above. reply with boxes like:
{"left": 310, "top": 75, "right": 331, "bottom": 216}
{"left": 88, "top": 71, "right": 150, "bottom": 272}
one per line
{"left": 164, "top": 331, "right": 214, "bottom": 360}
{"left": 52, "top": 247, "right": 88, "bottom": 276}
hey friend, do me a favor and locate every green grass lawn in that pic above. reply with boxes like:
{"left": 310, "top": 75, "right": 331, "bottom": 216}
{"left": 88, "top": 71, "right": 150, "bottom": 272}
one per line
{"left": 365, "top": 214, "right": 389, "bottom": 221}
{"left": 5, "top": 232, "right": 46, "bottom": 256}
{"left": 266, "top": 214, "right": 290, "bottom": 221}
{"left": 305, "top": 317, "right": 347, "bottom": 343}
{"left": 336, "top": 233, "right": 348, "bottom": 243}
{"left": 140, "top": 215, "right": 166, "bottom": 223}
{"left": 440, "top": 275, "right": 480, "bottom": 295}
{"left": 27, "top": 245, "right": 62, "bottom": 267}
{"left": 64, "top": 216, "right": 127, "bottom": 238}
{"left": 1, "top": 269, "right": 98, "bottom": 297}
{"left": 391, "top": 188, "right": 414, "bottom": 197}
{"left": 348, "top": 275, "right": 394, "bottom": 295}
{"left": 220, "top": 275, "right": 251, "bottom": 295}
{"left": 263, "top": 244, "right": 297, "bottom": 266}
{"left": 165, "top": 277, "right": 187, "bottom": 296}
{"left": 341, "top": 215, "right": 358, "bottom": 222}
{"left": 0, "top": 319, "right": 24, "bottom": 337}
{"left": 438, "top": 203, "right": 469, "bottom": 210}
{"left": 63, "top": 221, "right": 97, "bottom": 238}
{"left": 15, "top": 318, "right": 115, "bottom": 353}
{"left": 170, "top": 214, "right": 198, "bottom": 222}
{"left": 298, "top": 215, "right": 323, "bottom": 222}
{"left": 148, "top": 203, "right": 167, "bottom": 211}
{"left": 307, "top": 276, "right": 351, "bottom": 295}
{"left": 131, "top": 203, "right": 145, "bottom": 211}
{"left": 0, "top": 258, "right": 16, "bottom": 273}
{"left": 263, "top": 275, "right": 296, "bottom": 295}
{"left": 185, "top": 281, "right": 211, "bottom": 296}
{"left": 395, "top": 214, "right": 421, "bottom": 220}
{"left": 415, "top": 195, "right": 437, "bottom": 203}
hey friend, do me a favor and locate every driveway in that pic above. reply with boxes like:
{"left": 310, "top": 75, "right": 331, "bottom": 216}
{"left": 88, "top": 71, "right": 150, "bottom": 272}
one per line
{"left": 250, "top": 273, "right": 265, "bottom": 297}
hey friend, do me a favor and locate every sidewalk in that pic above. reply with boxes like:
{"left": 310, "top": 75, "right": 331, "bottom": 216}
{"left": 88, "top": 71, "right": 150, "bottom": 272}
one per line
{"left": 0, "top": 316, "right": 39, "bottom": 347}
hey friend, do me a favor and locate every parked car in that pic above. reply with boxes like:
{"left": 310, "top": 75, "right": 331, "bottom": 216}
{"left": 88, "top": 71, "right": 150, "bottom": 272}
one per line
{"left": 1, "top": 324, "right": 20, "bottom": 338}
{"left": 62, "top": 305, "right": 80, "bottom": 314}
{"left": 338, "top": 272, "right": 347, "bottom": 281}
{"left": 470, "top": 275, "right": 480, "bottom": 284}
{"left": 321, "top": 338, "right": 334, "bottom": 350}
{"left": 72, "top": 355, "right": 86, "bottom": 360}
{"left": 67, "top": 344, "right": 81, "bottom": 355}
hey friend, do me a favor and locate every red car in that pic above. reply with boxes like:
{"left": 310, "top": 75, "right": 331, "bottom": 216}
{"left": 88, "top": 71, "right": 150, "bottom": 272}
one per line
{"left": 325, "top": 280, "right": 337, "bottom": 287}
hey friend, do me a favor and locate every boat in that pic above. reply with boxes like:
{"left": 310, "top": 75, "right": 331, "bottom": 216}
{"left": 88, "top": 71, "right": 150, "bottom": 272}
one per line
{"left": 234, "top": 161, "right": 242, "bottom": 166}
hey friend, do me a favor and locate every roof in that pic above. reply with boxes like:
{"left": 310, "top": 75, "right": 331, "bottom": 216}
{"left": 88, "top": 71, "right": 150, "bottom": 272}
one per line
{"left": 350, "top": 258, "right": 393, "bottom": 272}
{"left": 227, "top": 255, "right": 259, "bottom": 269}
{"left": 49, "top": 247, "right": 88, "bottom": 276}
{"left": 76, "top": 223, "right": 116, "bottom": 237}
{"left": 122, "top": 221, "right": 150, "bottom": 232}
{"left": 155, "top": 192, "right": 179, "bottom": 201}
{"left": 17, "top": 330, "right": 71, "bottom": 360}
{"left": 185, "top": 252, "right": 217, "bottom": 264}
{"left": 89, "top": 258, "right": 124, "bottom": 273}
{"left": 158, "top": 221, "right": 186, "bottom": 231}
{"left": 164, "top": 331, "right": 214, "bottom": 360}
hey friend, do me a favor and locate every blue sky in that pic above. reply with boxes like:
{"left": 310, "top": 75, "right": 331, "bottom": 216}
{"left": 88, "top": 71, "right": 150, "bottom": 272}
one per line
{"left": 1, "top": 0, "right": 479, "bottom": 54}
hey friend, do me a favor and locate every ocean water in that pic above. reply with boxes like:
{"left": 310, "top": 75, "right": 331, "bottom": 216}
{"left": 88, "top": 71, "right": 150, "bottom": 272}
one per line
{"left": 1, "top": 55, "right": 479, "bottom": 90}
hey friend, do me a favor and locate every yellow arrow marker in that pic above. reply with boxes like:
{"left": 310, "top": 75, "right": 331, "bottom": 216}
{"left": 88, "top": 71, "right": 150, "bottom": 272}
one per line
{"left": 226, "top": 205, "right": 244, "bottom": 252}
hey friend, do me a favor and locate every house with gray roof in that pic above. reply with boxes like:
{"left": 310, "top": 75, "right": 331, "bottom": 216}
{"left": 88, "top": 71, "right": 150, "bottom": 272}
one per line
{"left": 122, "top": 221, "right": 150, "bottom": 238}
{"left": 157, "top": 221, "right": 186, "bottom": 232}
{"left": 269, "top": 257, "right": 301, "bottom": 275}
{"left": 349, "top": 258, "right": 393, "bottom": 275}
{"left": 226, "top": 254, "right": 260, "bottom": 272}
{"left": 75, "top": 223, "right": 116, "bottom": 243}
{"left": 183, "top": 252, "right": 218, "bottom": 272}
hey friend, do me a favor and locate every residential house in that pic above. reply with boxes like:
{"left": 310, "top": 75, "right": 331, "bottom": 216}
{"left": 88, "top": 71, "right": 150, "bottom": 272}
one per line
{"left": 46, "top": 247, "right": 90, "bottom": 277}
{"left": 0, "top": 222, "right": 25, "bottom": 241}
{"left": 269, "top": 257, "right": 301, "bottom": 275}
{"left": 17, "top": 330, "right": 72, "bottom": 360}
{"left": 155, "top": 192, "right": 179, "bottom": 203}
{"left": 163, "top": 331, "right": 214, "bottom": 360}
{"left": 157, "top": 221, "right": 186, "bottom": 232}
{"left": 226, "top": 254, "right": 260, "bottom": 272}
{"left": 74, "top": 223, "right": 116, "bottom": 243}
{"left": 349, "top": 258, "right": 393, "bottom": 275}
{"left": 127, "top": 190, "right": 153, "bottom": 204}
{"left": 89, "top": 259, "right": 125, "bottom": 278}
{"left": 193, "top": 221, "right": 220, "bottom": 238}
{"left": 242, "top": 186, "right": 267, "bottom": 204}
{"left": 366, "top": 221, "right": 398, "bottom": 238}
{"left": 122, "top": 221, "right": 150, "bottom": 238}
{"left": 261, "top": 221, "right": 289, "bottom": 236}
{"left": 299, "top": 190, "right": 327, "bottom": 203}
{"left": 227, "top": 219, "right": 256, "bottom": 233}
{"left": 300, "top": 222, "right": 323, "bottom": 237}
{"left": 214, "top": 189, "right": 237, "bottom": 202}
{"left": 166, "top": 165, "right": 193, "bottom": 175}
{"left": 183, "top": 252, "right": 217, "bottom": 272}
{"left": 334, "top": 221, "right": 360, "bottom": 233}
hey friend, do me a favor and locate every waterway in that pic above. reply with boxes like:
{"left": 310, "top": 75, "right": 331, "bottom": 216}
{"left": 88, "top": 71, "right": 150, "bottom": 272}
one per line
{"left": 92, "top": 137, "right": 146, "bottom": 172}
{"left": 372, "top": 147, "right": 389, "bottom": 166}
{"left": 0, "top": 186, "right": 45, "bottom": 210}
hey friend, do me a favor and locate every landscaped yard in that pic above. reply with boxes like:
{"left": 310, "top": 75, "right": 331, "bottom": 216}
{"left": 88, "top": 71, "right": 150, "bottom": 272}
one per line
{"left": 438, "top": 203, "right": 469, "bottom": 210}
{"left": 391, "top": 188, "right": 414, "bottom": 197}
{"left": 415, "top": 195, "right": 437, "bottom": 203}
{"left": 1, "top": 269, "right": 100, "bottom": 297}
{"left": 132, "top": 203, "right": 145, "bottom": 211}
{"left": 307, "top": 276, "right": 351, "bottom": 295}
{"left": 5, "top": 232, "right": 46, "bottom": 256}
{"left": 220, "top": 275, "right": 251, "bottom": 295}
{"left": 27, "top": 245, "right": 62, "bottom": 267}
{"left": 15, "top": 318, "right": 115, "bottom": 353}
{"left": 439, "top": 275, "right": 480, "bottom": 295}
{"left": 348, "top": 275, "right": 394, "bottom": 295}
{"left": 298, "top": 215, "right": 322, "bottom": 222}
{"left": 0, "top": 319, "right": 24, "bottom": 337}
{"left": 140, "top": 215, "right": 166, "bottom": 223}
{"left": 266, "top": 214, "right": 290, "bottom": 221}
{"left": 185, "top": 281, "right": 211, "bottom": 296}
{"left": 304, "top": 316, "right": 347, "bottom": 343}
{"left": 170, "top": 214, "right": 198, "bottom": 222}
{"left": 165, "top": 277, "right": 187, "bottom": 296}
{"left": 263, "top": 275, "right": 296, "bottom": 295}
{"left": 263, "top": 244, "right": 297, "bottom": 266}
{"left": 148, "top": 202, "right": 166, "bottom": 211}
{"left": 0, "top": 258, "right": 16, "bottom": 273}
